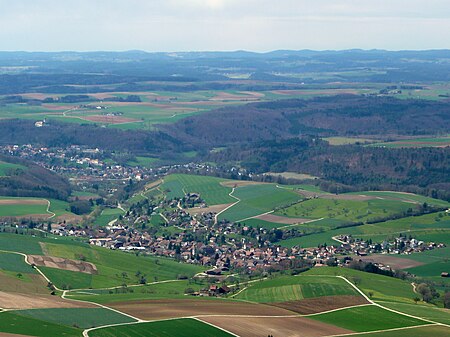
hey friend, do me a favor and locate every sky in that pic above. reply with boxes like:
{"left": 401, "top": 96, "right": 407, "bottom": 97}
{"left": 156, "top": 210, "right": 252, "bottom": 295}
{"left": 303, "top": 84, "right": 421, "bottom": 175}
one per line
{"left": 0, "top": 0, "right": 449, "bottom": 52}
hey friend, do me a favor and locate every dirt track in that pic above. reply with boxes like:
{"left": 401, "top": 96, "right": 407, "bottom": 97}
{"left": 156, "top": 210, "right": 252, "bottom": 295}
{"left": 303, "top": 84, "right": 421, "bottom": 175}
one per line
{"left": 110, "top": 299, "right": 295, "bottom": 320}
{"left": 272, "top": 295, "right": 369, "bottom": 314}
{"left": 28, "top": 255, "right": 98, "bottom": 274}
{"left": 200, "top": 316, "right": 353, "bottom": 337}
{"left": 0, "top": 291, "right": 95, "bottom": 309}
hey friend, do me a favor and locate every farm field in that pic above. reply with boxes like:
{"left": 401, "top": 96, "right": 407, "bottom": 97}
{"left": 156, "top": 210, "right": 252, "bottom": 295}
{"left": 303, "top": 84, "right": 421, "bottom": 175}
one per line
{"left": 89, "top": 318, "right": 233, "bottom": 337}
{"left": 303, "top": 267, "right": 417, "bottom": 303}
{"left": 0, "top": 251, "right": 37, "bottom": 274}
{"left": 360, "top": 325, "right": 450, "bottom": 337}
{"left": 274, "top": 197, "right": 415, "bottom": 224}
{"left": 15, "top": 308, "right": 136, "bottom": 329}
{"left": 235, "top": 274, "right": 358, "bottom": 303}
{"left": 324, "top": 137, "right": 379, "bottom": 145}
{"left": 310, "top": 305, "right": 428, "bottom": 332}
{"left": 370, "top": 135, "right": 450, "bottom": 148}
{"left": 161, "top": 174, "right": 234, "bottom": 205}
{"left": 0, "top": 311, "right": 81, "bottom": 337}
{"left": 0, "top": 196, "right": 75, "bottom": 219}
{"left": 218, "top": 184, "right": 301, "bottom": 222}
{"left": 93, "top": 207, "right": 124, "bottom": 227}
{"left": 380, "top": 302, "right": 450, "bottom": 325}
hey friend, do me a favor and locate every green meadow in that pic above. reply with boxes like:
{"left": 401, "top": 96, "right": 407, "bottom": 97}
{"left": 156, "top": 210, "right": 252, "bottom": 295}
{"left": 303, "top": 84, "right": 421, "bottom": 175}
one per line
{"left": 235, "top": 274, "right": 358, "bottom": 303}
{"left": 219, "top": 184, "right": 301, "bottom": 222}
{"left": 0, "top": 160, "right": 26, "bottom": 176}
{"left": 311, "top": 305, "right": 428, "bottom": 332}
{"left": 15, "top": 308, "right": 136, "bottom": 329}
{"left": 90, "top": 318, "right": 233, "bottom": 337}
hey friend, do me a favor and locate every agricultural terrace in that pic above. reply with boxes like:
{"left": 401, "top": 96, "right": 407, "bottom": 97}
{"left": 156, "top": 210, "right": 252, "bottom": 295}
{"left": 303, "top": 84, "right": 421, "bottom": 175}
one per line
{"left": 0, "top": 160, "right": 26, "bottom": 176}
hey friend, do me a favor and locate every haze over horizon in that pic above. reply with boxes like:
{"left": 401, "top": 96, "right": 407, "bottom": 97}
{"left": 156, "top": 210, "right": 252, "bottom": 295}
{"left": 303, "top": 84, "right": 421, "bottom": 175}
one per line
{"left": 1, "top": 0, "right": 449, "bottom": 52}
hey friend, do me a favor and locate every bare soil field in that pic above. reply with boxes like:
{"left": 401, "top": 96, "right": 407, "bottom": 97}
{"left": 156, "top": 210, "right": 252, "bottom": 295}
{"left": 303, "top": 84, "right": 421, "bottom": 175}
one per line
{"left": 271, "top": 295, "right": 369, "bottom": 314}
{"left": 220, "top": 180, "right": 266, "bottom": 188}
{"left": 110, "top": 299, "right": 295, "bottom": 321}
{"left": 188, "top": 203, "right": 233, "bottom": 216}
{"left": 0, "top": 200, "right": 46, "bottom": 206}
{"left": 28, "top": 255, "right": 98, "bottom": 275}
{"left": 356, "top": 254, "right": 424, "bottom": 270}
{"left": 42, "top": 104, "right": 73, "bottom": 111}
{"left": 200, "top": 316, "right": 352, "bottom": 337}
{"left": 0, "top": 291, "right": 94, "bottom": 309}
{"left": 271, "top": 89, "right": 359, "bottom": 96}
{"left": 254, "top": 213, "right": 310, "bottom": 225}
{"left": 209, "top": 91, "right": 263, "bottom": 101}
{"left": 0, "top": 273, "right": 48, "bottom": 295}
{"left": 80, "top": 115, "right": 141, "bottom": 124}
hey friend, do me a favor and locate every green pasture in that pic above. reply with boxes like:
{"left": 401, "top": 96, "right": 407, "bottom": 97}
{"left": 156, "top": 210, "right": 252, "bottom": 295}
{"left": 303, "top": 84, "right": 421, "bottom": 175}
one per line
{"left": 94, "top": 208, "right": 124, "bottom": 227}
{"left": 347, "top": 191, "right": 450, "bottom": 208}
{"left": 359, "top": 325, "right": 450, "bottom": 337}
{"left": 370, "top": 135, "right": 450, "bottom": 148}
{"left": 0, "top": 311, "right": 81, "bottom": 337}
{"left": 0, "top": 251, "right": 36, "bottom": 274}
{"left": 162, "top": 174, "right": 234, "bottom": 205}
{"left": 15, "top": 308, "right": 136, "bottom": 329}
{"left": 311, "top": 305, "right": 428, "bottom": 332}
{"left": 67, "top": 280, "right": 203, "bottom": 304}
{"left": 0, "top": 196, "right": 73, "bottom": 218}
{"left": 0, "top": 160, "right": 26, "bottom": 176}
{"left": 380, "top": 301, "right": 450, "bottom": 325}
{"left": 90, "top": 318, "right": 233, "bottom": 337}
{"left": 235, "top": 274, "right": 357, "bottom": 303}
{"left": 275, "top": 197, "right": 419, "bottom": 224}
{"left": 219, "top": 184, "right": 301, "bottom": 222}
{"left": 304, "top": 267, "right": 416, "bottom": 303}
{"left": 41, "top": 242, "right": 203, "bottom": 289}
{"left": 127, "top": 156, "right": 159, "bottom": 168}
{"left": 0, "top": 233, "right": 43, "bottom": 254}
{"left": 403, "top": 247, "right": 450, "bottom": 279}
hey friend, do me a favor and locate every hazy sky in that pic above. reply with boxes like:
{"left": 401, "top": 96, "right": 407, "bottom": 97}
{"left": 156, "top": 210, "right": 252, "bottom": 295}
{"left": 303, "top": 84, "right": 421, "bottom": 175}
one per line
{"left": 1, "top": 0, "right": 449, "bottom": 52}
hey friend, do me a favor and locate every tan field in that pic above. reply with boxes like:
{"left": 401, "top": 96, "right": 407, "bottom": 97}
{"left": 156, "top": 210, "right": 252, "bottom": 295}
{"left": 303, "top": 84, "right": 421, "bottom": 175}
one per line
{"left": 0, "top": 199, "right": 46, "bottom": 206}
{"left": 80, "top": 115, "right": 141, "bottom": 124}
{"left": 0, "top": 291, "right": 95, "bottom": 309}
{"left": 28, "top": 255, "right": 98, "bottom": 274}
{"left": 200, "top": 316, "right": 352, "bottom": 337}
{"left": 356, "top": 254, "right": 424, "bottom": 270}
{"left": 109, "top": 299, "right": 296, "bottom": 321}
{"left": 272, "top": 295, "right": 369, "bottom": 314}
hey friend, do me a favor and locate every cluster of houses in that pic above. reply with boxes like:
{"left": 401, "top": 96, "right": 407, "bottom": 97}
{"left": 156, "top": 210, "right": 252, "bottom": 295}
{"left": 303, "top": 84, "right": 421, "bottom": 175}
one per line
{"left": 335, "top": 234, "right": 446, "bottom": 256}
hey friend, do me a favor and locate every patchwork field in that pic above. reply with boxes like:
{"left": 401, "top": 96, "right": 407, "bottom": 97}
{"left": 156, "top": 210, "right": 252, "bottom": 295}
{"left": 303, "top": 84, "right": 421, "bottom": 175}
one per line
{"left": 108, "top": 299, "right": 294, "bottom": 321}
{"left": 235, "top": 275, "right": 358, "bottom": 303}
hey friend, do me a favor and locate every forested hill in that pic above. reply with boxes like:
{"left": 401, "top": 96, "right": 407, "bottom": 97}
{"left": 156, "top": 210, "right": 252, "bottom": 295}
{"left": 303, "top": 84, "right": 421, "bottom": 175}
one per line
{"left": 0, "top": 155, "right": 71, "bottom": 200}
{"left": 162, "top": 95, "right": 450, "bottom": 147}
{"left": 208, "top": 139, "right": 450, "bottom": 201}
